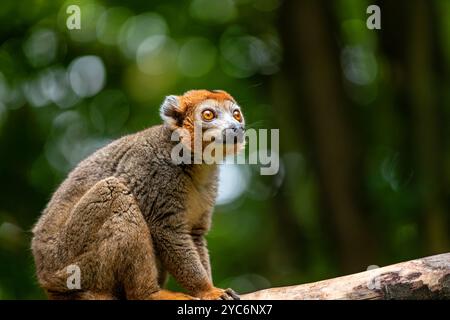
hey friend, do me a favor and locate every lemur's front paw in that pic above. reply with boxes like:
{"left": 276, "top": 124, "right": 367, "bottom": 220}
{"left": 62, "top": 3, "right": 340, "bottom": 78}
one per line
{"left": 197, "top": 287, "right": 240, "bottom": 300}
{"left": 221, "top": 288, "right": 240, "bottom": 300}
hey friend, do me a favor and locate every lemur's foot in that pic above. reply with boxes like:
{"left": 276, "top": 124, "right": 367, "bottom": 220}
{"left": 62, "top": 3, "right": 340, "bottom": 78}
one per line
{"left": 150, "top": 289, "right": 199, "bottom": 300}
{"left": 197, "top": 287, "right": 240, "bottom": 300}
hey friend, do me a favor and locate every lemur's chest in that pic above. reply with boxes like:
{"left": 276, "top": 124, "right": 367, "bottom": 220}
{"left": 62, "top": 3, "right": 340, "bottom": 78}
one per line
{"left": 183, "top": 166, "right": 218, "bottom": 226}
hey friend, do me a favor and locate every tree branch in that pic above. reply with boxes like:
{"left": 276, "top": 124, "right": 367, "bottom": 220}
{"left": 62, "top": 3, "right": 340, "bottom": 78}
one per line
{"left": 241, "top": 253, "right": 450, "bottom": 300}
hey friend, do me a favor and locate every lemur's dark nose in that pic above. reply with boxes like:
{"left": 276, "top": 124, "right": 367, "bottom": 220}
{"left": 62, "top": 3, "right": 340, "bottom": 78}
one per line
{"left": 229, "top": 123, "right": 244, "bottom": 133}
{"left": 223, "top": 124, "right": 244, "bottom": 144}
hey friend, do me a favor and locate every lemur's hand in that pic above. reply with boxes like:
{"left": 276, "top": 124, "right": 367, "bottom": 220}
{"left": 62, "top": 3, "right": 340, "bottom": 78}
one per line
{"left": 197, "top": 287, "right": 240, "bottom": 300}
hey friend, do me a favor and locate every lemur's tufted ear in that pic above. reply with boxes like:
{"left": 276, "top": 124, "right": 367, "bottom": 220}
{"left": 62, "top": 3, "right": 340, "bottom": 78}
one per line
{"left": 160, "top": 95, "right": 182, "bottom": 128}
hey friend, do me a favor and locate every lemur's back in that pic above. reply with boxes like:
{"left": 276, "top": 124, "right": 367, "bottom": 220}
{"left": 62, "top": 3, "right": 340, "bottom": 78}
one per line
{"left": 31, "top": 125, "right": 170, "bottom": 281}
{"left": 31, "top": 132, "right": 137, "bottom": 270}
{"left": 31, "top": 124, "right": 165, "bottom": 244}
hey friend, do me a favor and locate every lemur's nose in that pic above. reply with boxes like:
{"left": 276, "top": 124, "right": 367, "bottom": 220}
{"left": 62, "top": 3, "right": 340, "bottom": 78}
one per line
{"left": 222, "top": 123, "right": 245, "bottom": 144}
{"left": 229, "top": 123, "right": 244, "bottom": 133}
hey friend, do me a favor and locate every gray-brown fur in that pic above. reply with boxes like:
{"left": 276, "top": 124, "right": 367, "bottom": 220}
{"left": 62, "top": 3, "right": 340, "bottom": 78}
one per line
{"left": 31, "top": 90, "right": 244, "bottom": 300}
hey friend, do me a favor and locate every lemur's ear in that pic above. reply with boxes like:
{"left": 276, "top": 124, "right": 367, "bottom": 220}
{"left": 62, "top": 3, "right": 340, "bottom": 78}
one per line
{"left": 160, "top": 95, "right": 182, "bottom": 128}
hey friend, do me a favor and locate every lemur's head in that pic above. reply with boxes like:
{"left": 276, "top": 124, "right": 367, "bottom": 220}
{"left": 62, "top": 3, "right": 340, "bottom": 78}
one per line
{"left": 160, "top": 90, "right": 245, "bottom": 158}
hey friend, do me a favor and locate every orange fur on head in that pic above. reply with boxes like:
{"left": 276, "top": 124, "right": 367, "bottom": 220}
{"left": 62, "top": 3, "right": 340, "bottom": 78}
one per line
{"left": 177, "top": 90, "right": 235, "bottom": 114}
{"left": 160, "top": 90, "right": 236, "bottom": 130}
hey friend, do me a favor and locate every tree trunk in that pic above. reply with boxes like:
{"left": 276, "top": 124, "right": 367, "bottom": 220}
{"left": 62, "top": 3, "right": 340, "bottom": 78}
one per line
{"left": 277, "top": 0, "right": 377, "bottom": 273}
{"left": 241, "top": 253, "right": 450, "bottom": 299}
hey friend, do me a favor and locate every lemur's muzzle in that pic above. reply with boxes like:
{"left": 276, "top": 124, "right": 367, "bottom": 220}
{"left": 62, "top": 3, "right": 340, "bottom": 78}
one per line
{"left": 222, "top": 124, "right": 245, "bottom": 144}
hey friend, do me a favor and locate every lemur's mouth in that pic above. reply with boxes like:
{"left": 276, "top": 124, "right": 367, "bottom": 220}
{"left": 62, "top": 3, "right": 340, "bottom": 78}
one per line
{"left": 206, "top": 134, "right": 240, "bottom": 144}
{"left": 221, "top": 136, "right": 239, "bottom": 145}
{"left": 205, "top": 129, "right": 244, "bottom": 145}
{"left": 223, "top": 135, "right": 244, "bottom": 145}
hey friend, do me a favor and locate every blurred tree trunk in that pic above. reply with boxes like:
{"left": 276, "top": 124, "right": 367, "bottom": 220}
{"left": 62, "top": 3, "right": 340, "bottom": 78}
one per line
{"left": 276, "top": 0, "right": 377, "bottom": 273}
{"left": 407, "top": 0, "right": 449, "bottom": 253}
{"left": 379, "top": 0, "right": 449, "bottom": 253}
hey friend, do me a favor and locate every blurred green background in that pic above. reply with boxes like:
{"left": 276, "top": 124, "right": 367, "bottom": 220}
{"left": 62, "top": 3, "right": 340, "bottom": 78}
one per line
{"left": 0, "top": 0, "right": 449, "bottom": 299}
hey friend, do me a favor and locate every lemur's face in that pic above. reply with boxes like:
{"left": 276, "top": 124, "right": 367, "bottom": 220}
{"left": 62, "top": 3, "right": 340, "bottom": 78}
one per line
{"left": 161, "top": 90, "right": 245, "bottom": 158}
{"left": 195, "top": 98, "right": 245, "bottom": 152}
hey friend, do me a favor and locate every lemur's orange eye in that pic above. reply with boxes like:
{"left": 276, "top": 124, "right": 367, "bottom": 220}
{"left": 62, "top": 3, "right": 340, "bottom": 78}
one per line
{"left": 202, "top": 109, "right": 215, "bottom": 121}
{"left": 233, "top": 110, "right": 242, "bottom": 122}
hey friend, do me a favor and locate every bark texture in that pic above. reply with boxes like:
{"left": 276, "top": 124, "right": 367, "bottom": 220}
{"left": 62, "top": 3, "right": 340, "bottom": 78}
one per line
{"left": 241, "top": 253, "right": 450, "bottom": 300}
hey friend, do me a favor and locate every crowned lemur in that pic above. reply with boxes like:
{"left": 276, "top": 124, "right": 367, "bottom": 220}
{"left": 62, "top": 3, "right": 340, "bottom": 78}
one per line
{"left": 31, "top": 90, "right": 245, "bottom": 300}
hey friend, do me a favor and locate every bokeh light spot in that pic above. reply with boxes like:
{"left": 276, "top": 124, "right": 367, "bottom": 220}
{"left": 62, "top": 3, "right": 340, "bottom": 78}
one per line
{"left": 220, "top": 32, "right": 280, "bottom": 78}
{"left": 96, "top": 7, "right": 132, "bottom": 46}
{"left": 23, "top": 28, "right": 58, "bottom": 68}
{"left": 119, "top": 12, "right": 168, "bottom": 59}
{"left": 68, "top": 55, "right": 106, "bottom": 97}
{"left": 217, "top": 163, "right": 250, "bottom": 205}
{"left": 178, "top": 37, "right": 216, "bottom": 77}
{"left": 39, "top": 67, "right": 79, "bottom": 109}
{"left": 23, "top": 77, "right": 49, "bottom": 107}
{"left": 136, "top": 35, "right": 178, "bottom": 75}
{"left": 341, "top": 45, "right": 378, "bottom": 85}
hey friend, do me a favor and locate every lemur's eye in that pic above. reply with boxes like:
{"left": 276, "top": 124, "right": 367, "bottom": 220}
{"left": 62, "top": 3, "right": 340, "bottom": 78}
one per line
{"left": 202, "top": 109, "right": 215, "bottom": 121}
{"left": 233, "top": 110, "right": 242, "bottom": 122}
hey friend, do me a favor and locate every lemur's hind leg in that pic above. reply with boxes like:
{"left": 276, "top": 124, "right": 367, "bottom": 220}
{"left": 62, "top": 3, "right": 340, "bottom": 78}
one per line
{"left": 42, "top": 177, "right": 195, "bottom": 300}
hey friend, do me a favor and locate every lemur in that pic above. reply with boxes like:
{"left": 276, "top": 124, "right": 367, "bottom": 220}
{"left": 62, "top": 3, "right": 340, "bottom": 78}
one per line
{"left": 31, "top": 90, "right": 245, "bottom": 300}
